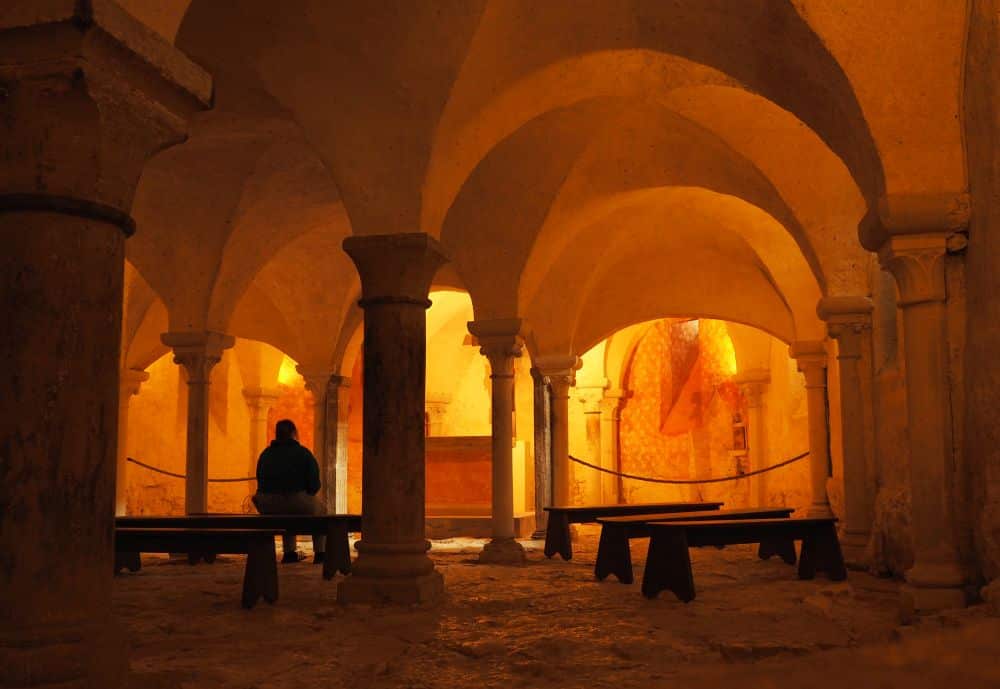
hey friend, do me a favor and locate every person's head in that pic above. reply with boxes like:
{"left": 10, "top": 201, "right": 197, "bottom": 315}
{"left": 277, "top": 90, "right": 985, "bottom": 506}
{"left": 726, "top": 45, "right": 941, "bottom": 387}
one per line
{"left": 275, "top": 419, "right": 298, "bottom": 442}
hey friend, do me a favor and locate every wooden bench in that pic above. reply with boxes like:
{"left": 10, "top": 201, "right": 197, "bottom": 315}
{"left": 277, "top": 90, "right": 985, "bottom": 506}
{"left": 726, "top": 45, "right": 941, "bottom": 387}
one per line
{"left": 115, "top": 528, "right": 282, "bottom": 609}
{"left": 595, "top": 507, "right": 796, "bottom": 584}
{"left": 543, "top": 501, "right": 723, "bottom": 560}
{"left": 640, "top": 517, "right": 846, "bottom": 602}
{"left": 116, "top": 514, "right": 362, "bottom": 580}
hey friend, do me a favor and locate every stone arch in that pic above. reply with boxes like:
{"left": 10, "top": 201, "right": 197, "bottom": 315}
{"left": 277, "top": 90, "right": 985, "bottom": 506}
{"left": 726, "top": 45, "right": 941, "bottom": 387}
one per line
{"left": 521, "top": 187, "right": 824, "bottom": 357}
{"left": 442, "top": 99, "right": 828, "bottom": 325}
{"left": 428, "top": 2, "right": 884, "bottom": 234}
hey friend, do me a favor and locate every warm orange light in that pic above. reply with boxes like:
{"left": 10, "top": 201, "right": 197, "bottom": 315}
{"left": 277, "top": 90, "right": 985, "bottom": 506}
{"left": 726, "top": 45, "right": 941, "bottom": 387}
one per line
{"left": 699, "top": 319, "right": 738, "bottom": 377}
{"left": 277, "top": 355, "right": 300, "bottom": 386}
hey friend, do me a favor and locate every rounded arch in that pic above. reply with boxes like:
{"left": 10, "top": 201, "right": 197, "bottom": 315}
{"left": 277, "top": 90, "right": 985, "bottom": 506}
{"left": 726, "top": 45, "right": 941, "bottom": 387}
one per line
{"left": 122, "top": 260, "right": 170, "bottom": 372}
{"left": 227, "top": 224, "right": 359, "bottom": 372}
{"left": 603, "top": 321, "right": 657, "bottom": 392}
{"left": 442, "top": 97, "right": 829, "bottom": 323}
{"left": 429, "top": 2, "right": 884, "bottom": 235}
{"left": 522, "top": 187, "right": 824, "bottom": 356}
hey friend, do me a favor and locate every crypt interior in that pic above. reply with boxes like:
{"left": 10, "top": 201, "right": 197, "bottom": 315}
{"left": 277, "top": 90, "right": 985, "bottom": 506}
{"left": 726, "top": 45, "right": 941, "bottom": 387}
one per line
{"left": 3, "top": 1, "right": 1000, "bottom": 687}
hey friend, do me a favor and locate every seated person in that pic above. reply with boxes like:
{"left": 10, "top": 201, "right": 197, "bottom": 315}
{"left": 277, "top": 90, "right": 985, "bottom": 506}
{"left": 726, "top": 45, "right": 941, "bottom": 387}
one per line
{"left": 252, "top": 419, "right": 327, "bottom": 564}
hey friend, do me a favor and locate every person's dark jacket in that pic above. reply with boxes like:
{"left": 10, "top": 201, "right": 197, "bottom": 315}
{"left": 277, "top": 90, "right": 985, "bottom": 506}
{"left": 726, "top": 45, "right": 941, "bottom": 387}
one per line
{"left": 255, "top": 439, "right": 321, "bottom": 495}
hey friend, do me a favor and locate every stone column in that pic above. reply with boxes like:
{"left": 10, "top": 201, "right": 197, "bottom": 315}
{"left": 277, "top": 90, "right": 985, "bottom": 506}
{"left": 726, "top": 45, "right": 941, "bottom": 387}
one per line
{"left": 337, "top": 233, "right": 447, "bottom": 604}
{"left": 535, "top": 356, "right": 580, "bottom": 507}
{"left": 469, "top": 319, "right": 526, "bottom": 564}
{"left": 299, "top": 368, "right": 331, "bottom": 476}
{"left": 599, "top": 389, "right": 627, "bottom": 504}
{"left": 530, "top": 368, "right": 552, "bottom": 538}
{"left": 878, "top": 233, "right": 966, "bottom": 610}
{"left": 0, "top": 5, "right": 211, "bottom": 686}
{"left": 116, "top": 368, "right": 150, "bottom": 516}
{"left": 734, "top": 370, "right": 769, "bottom": 506}
{"left": 299, "top": 368, "right": 350, "bottom": 511}
{"left": 819, "top": 296, "right": 875, "bottom": 569}
{"left": 789, "top": 341, "right": 834, "bottom": 518}
{"left": 162, "top": 331, "right": 235, "bottom": 515}
{"left": 575, "top": 383, "right": 607, "bottom": 505}
{"left": 328, "top": 376, "right": 352, "bottom": 513}
{"left": 242, "top": 386, "right": 280, "bottom": 496}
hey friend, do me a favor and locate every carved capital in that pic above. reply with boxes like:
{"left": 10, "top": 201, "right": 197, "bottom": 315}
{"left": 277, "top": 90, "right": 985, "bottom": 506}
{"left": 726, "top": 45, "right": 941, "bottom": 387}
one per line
{"left": 328, "top": 375, "right": 351, "bottom": 391}
{"left": 342, "top": 233, "right": 448, "bottom": 307}
{"left": 161, "top": 331, "right": 233, "bottom": 384}
{"left": 877, "top": 234, "right": 949, "bottom": 307}
{"left": 529, "top": 367, "right": 548, "bottom": 386}
{"left": 817, "top": 296, "right": 873, "bottom": 360}
{"left": 789, "top": 340, "right": 828, "bottom": 388}
{"left": 242, "top": 386, "right": 280, "bottom": 420}
{"left": 0, "top": 1, "right": 212, "bottom": 215}
{"left": 599, "top": 388, "right": 628, "bottom": 419}
{"left": 424, "top": 394, "right": 451, "bottom": 435}
{"left": 468, "top": 319, "right": 523, "bottom": 378}
{"left": 574, "top": 383, "right": 607, "bottom": 414}
{"left": 297, "top": 366, "right": 335, "bottom": 399}
{"left": 534, "top": 354, "right": 581, "bottom": 397}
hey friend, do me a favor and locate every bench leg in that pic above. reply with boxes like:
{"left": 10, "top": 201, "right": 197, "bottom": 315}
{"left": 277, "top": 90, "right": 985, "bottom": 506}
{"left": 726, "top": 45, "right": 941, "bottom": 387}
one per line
{"left": 758, "top": 538, "right": 797, "bottom": 565}
{"left": 544, "top": 513, "right": 572, "bottom": 561}
{"left": 816, "top": 523, "right": 847, "bottom": 581}
{"left": 324, "top": 521, "right": 352, "bottom": 580}
{"left": 243, "top": 539, "right": 279, "bottom": 609}
{"left": 595, "top": 525, "right": 634, "bottom": 584}
{"left": 798, "top": 535, "right": 818, "bottom": 580}
{"left": 641, "top": 530, "right": 694, "bottom": 602}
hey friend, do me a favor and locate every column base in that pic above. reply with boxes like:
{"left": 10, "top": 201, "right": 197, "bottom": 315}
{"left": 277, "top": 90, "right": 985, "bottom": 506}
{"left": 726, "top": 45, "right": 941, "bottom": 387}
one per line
{"left": 530, "top": 529, "right": 547, "bottom": 540}
{"left": 807, "top": 504, "right": 835, "bottom": 519}
{"left": 900, "top": 583, "right": 967, "bottom": 615}
{"left": 840, "top": 531, "right": 871, "bottom": 570}
{"left": 478, "top": 537, "right": 526, "bottom": 565}
{"left": 337, "top": 570, "right": 444, "bottom": 605}
{"left": 901, "top": 560, "right": 968, "bottom": 613}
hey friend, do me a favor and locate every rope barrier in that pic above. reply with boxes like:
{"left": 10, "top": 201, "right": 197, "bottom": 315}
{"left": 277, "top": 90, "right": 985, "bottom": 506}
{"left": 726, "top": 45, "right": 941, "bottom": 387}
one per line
{"left": 129, "top": 450, "right": 808, "bottom": 487}
{"left": 126, "top": 457, "right": 256, "bottom": 483}
{"left": 567, "top": 451, "right": 809, "bottom": 485}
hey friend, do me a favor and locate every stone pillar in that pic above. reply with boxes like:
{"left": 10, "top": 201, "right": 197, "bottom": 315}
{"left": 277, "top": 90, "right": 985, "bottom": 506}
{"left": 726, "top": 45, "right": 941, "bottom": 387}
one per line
{"left": 328, "top": 376, "right": 352, "bottom": 513}
{"left": 535, "top": 356, "right": 580, "bottom": 507}
{"left": 299, "top": 368, "right": 350, "bottom": 511}
{"left": 575, "top": 383, "right": 607, "bottom": 505}
{"left": 530, "top": 368, "right": 552, "bottom": 538}
{"left": 242, "top": 386, "right": 280, "bottom": 496}
{"left": 162, "top": 331, "right": 235, "bottom": 515}
{"left": 299, "top": 368, "right": 331, "bottom": 477}
{"left": 116, "top": 368, "right": 150, "bottom": 516}
{"left": 469, "top": 319, "right": 526, "bottom": 564}
{"left": 734, "top": 370, "right": 769, "bottom": 507}
{"left": 789, "top": 341, "right": 834, "bottom": 518}
{"left": 819, "top": 296, "right": 875, "bottom": 569}
{"left": 878, "top": 233, "right": 966, "bottom": 610}
{"left": 599, "top": 389, "right": 627, "bottom": 504}
{"left": 337, "top": 233, "right": 447, "bottom": 604}
{"left": 0, "top": 4, "right": 211, "bottom": 686}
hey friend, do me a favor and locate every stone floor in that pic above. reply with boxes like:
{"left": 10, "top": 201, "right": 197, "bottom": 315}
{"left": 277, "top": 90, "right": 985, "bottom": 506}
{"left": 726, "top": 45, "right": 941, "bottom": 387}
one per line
{"left": 114, "top": 530, "right": 1000, "bottom": 689}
